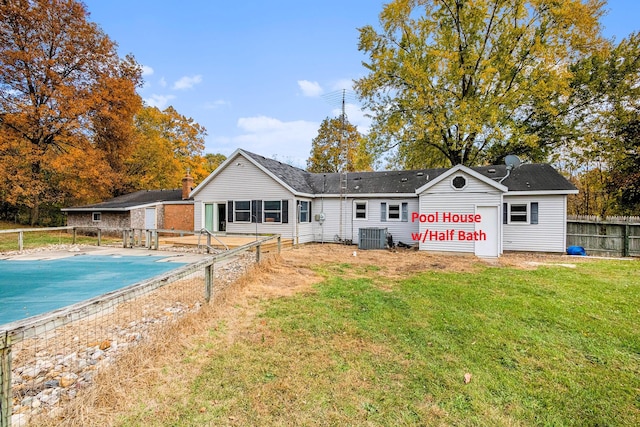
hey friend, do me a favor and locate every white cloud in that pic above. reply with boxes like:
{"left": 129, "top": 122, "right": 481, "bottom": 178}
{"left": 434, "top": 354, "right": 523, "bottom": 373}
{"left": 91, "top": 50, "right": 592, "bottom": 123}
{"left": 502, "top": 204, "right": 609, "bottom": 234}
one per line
{"left": 330, "top": 79, "right": 355, "bottom": 92}
{"left": 210, "top": 115, "right": 319, "bottom": 168}
{"left": 204, "top": 99, "right": 230, "bottom": 109}
{"left": 173, "top": 75, "right": 203, "bottom": 90}
{"left": 159, "top": 77, "right": 167, "bottom": 88}
{"left": 297, "top": 80, "right": 323, "bottom": 97}
{"left": 144, "top": 94, "right": 176, "bottom": 109}
{"left": 141, "top": 65, "right": 154, "bottom": 76}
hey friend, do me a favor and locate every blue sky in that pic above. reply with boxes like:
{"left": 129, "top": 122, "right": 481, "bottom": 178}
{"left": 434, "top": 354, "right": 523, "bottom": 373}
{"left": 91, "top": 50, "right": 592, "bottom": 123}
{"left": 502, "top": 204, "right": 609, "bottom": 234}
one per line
{"left": 83, "top": 0, "right": 639, "bottom": 168}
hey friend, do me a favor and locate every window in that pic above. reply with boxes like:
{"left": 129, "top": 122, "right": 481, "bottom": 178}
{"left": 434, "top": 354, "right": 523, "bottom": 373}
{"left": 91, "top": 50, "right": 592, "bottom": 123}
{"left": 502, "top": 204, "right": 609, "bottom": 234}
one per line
{"left": 382, "top": 202, "right": 409, "bottom": 222}
{"left": 388, "top": 203, "right": 401, "bottom": 220}
{"left": 503, "top": 202, "right": 539, "bottom": 224}
{"left": 298, "top": 201, "right": 310, "bottom": 223}
{"left": 263, "top": 200, "right": 282, "bottom": 223}
{"left": 234, "top": 201, "right": 251, "bottom": 222}
{"left": 510, "top": 204, "right": 528, "bottom": 223}
{"left": 354, "top": 201, "right": 367, "bottom": 219}
{"left": 92, "top": 212, "right": 101, "bottom": 222}
{"left": 452, "top": 175, "right": 467, "bottom": 189}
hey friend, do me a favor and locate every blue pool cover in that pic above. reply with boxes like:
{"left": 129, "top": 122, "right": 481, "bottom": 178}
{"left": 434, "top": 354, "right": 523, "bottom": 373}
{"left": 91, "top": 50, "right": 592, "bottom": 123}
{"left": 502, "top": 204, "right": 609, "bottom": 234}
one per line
{"left": 0, "top": 255, "right": 186, "bottom": 326}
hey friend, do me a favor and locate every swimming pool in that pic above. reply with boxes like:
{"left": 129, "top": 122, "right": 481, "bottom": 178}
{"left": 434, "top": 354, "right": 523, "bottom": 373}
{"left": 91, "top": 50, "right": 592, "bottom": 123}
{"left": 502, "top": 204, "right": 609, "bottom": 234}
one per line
{"left": 0, "top": 254, "right": 187, "bottom": 326}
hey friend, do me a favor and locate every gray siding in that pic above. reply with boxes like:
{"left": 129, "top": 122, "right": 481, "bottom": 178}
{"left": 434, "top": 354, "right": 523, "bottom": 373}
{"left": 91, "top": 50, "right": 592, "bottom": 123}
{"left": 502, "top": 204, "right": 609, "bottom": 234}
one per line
{"left": 503, "top": 195, "right": 567, "bottom": 253}
{"left": 418, "top": 172, "right": 502, "bottom": 253}
{"left": 193, "top": 157, "right": 297, "bottom": 238}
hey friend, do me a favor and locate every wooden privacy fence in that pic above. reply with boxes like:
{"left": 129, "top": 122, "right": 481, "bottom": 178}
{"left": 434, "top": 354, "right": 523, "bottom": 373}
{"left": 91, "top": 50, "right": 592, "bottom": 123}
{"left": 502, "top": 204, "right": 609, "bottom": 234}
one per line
{"left": 566, "top": 215, "right": 640, "bottom": 257}
{"left": 0, "top": 234, "right": 281, "bottom": 427}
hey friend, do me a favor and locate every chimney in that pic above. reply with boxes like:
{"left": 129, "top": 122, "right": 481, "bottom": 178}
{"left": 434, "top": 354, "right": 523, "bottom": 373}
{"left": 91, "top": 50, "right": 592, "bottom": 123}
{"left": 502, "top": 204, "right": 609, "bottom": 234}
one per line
{"left": 182, "top": 170, "right": 194, "bottom": 200}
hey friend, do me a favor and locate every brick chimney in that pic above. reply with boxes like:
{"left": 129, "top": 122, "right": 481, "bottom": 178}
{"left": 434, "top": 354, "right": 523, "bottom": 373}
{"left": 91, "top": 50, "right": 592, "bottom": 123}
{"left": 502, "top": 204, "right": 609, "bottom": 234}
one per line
{"left": 182, "top": 170, "right": 194, "bottom": 200}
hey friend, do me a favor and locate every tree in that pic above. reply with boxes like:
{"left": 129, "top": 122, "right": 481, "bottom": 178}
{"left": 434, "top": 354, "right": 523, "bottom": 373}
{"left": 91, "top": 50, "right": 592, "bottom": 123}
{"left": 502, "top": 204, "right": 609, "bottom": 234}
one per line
{"left": 354, "top": 0, "right": 609, "bottom": 168}
{"left": 562, "top": 32, "right": 640, "bottom": 216}
{"left": 125, "top": 106, "right": 207, "bottom": 191}
{"left": 202, "top": 153, "right": 227, "bottom": 172}
{"left": 0, "top": 0, "right": 142, "bottom": 223}
{"left": 307, "top": 115, "right": 373, "bottom": 172}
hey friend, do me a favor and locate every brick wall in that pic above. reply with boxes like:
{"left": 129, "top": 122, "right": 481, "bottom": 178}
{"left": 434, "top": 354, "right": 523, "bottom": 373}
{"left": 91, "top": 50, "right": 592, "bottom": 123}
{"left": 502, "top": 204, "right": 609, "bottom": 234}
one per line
{"left": 164, "top": 204, "right": 194, "bottom": 231}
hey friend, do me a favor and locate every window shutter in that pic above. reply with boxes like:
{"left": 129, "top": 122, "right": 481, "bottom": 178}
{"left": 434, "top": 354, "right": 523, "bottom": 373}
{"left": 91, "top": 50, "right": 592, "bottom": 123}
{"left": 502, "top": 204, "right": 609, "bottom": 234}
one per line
{"left": 381, "top": 202, "right": 387, "bottom": 222}
{"left": 503, "top": 203, "right": 507, "bottom": 224}
{"left": 251, "top": 200, "right": 262, "bottom": 223}
{"left": 227, "top": 201, "right": 233, "bottom": 223}
{"left": 308, "top": 202, "right": 312, "bottom": 223}
{"left": 401, "top": 202, "right": 408, "bottom": 222}
{"left": 530, "top": 202, "right": 539, "bottom": 224}
{"left": 282, "top": 200, "right": 289, "bottom": 223}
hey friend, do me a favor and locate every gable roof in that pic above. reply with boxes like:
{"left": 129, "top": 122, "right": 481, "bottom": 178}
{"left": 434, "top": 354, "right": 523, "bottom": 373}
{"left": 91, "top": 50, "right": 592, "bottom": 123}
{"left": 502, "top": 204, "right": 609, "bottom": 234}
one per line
{"left": 415, "top": 164, "right": 509, "bottom": 194}
{"left": 62, "top": 189, "right": 186, "bottom": 212}
{"left": 192, "top": 149, "right": 578, "bottom": 198}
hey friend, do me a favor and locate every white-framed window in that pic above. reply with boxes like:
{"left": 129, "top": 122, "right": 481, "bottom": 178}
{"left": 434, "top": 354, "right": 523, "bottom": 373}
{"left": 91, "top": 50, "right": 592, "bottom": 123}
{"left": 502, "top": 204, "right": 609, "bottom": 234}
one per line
{"left": 388, "top": 203, "right": 401, "bottom": 220}
{"left": 263, "top": 200, "right": 282, "bottom": 223}
{"left": 509, "top": 204, "right": 528, "bottom": 223}
{"left": 354, "top": 201, "right": 367, "bottom": 220}
{"left": 381, "top": 202, "right": 409, "bottom": 222}
{"left": 234, "top": 200, "right": 251, "bottom": 222}
{"left": 504, "top": 202, "right": 539, "bottom": 225}
{"left": 92, "top": 212, "right": 101, "bottom": 222}
{"left": 298, "top": 201, "right": 310, "bottom": 223}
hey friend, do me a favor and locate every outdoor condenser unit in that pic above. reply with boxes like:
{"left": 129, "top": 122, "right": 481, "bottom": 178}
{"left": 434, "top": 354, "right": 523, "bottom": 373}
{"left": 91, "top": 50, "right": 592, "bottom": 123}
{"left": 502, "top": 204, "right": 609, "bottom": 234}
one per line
{"left": 358, "top": 227, "right": 387, "bottom": 250}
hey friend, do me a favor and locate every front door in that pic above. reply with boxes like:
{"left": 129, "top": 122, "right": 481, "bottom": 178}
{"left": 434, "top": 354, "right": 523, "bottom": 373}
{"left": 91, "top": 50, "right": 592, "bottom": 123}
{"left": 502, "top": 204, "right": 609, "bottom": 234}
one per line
{"left": 475, "top": 205, "right": 499, "bottom": 257}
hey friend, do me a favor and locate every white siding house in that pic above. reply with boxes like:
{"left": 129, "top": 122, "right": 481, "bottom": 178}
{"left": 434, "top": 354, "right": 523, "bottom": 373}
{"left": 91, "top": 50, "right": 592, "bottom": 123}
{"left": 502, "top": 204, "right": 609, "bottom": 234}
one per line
{"left": 190, "top": 149, "right": 578, "bottom": 256}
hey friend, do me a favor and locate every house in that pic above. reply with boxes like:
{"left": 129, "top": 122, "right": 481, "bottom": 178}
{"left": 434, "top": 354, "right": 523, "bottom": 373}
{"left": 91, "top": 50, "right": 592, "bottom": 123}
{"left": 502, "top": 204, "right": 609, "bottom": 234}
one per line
{"left": 190, "top": 149, "right": 578, "bottom": 257}
{"left": 62, "top": 175, "right": 195, "bottom": 233}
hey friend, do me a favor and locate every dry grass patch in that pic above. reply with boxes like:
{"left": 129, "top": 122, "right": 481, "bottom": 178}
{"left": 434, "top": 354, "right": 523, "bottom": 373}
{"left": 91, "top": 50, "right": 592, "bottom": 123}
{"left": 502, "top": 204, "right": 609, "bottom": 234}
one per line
{"left": 30, "top": 244, "right": 637, "bottom": 426}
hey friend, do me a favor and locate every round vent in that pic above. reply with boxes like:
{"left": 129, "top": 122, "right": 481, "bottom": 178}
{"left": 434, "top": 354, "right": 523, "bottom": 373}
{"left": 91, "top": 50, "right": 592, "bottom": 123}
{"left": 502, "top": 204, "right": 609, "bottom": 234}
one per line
{"left": 452, "top": 175, "right": 467, "bottom": 189}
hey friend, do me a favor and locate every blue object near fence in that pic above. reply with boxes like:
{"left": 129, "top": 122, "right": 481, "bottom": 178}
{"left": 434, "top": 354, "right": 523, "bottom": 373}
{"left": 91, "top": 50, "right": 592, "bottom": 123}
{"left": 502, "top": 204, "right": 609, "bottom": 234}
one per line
{"left": 566, "top": 245, "right": 587, "bottom": 256}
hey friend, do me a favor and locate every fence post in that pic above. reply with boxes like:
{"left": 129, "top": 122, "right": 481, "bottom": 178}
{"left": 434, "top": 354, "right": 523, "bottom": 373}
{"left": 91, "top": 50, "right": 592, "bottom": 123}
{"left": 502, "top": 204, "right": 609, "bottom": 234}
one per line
{"left": 154, "top": 231, "right": 159, "bottom": 250}
{"left": 97, "top": 228, "right": 102, "bottom": 247}
{"left": 256, "top": 244, "right": 262, "bottom": 263}
{"left": 205, "top": 263, "right": 214, "bottom": 302}
{"left": 72, "top": 227, "right": 77, "bottom": 245}
{"left": 624, "top": 223, "right": 630, "bottom": 257}
{"left": 18, "top": 231, "right": 23, "bottom": 251}
{"left": 0, "top": 333, "right": 12, "bottom": 427}
{"left": 277, "top": 236, "right": 281, "bottom": 254}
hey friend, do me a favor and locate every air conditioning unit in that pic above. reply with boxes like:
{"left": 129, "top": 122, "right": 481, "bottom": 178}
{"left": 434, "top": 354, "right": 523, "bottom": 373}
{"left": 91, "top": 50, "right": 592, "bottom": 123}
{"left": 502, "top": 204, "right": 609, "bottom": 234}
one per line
{"left": 358, "top": 228, "right": 387, "bottom": 250}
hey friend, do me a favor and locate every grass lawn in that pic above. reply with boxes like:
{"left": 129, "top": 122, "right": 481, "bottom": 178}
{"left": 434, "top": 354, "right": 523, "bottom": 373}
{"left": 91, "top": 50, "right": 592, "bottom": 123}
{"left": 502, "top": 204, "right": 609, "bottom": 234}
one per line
{"left": 0, "top": 221, "right": 119, "bottom": 251}
{"left": 108, "top": 248, "right": 640, "bottom": 427}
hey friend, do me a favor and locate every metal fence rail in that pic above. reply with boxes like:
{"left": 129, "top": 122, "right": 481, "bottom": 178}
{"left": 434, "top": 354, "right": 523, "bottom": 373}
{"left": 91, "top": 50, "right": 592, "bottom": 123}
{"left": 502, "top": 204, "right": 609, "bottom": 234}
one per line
{"left": 0, "top": 235, "right": 280, "bottom": 427}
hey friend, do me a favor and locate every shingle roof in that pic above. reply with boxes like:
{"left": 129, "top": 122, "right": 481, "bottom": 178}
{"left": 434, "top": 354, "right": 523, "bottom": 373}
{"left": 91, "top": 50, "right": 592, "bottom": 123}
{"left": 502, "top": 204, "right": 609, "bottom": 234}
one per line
{"left": 243, "top": 151, "right": 316, "bottom": 194}
{"left": 241, "top": 150, "right": 576, "bottom": 195}
{"left": 62, "top": 189, "right": 185, "bottom": 211}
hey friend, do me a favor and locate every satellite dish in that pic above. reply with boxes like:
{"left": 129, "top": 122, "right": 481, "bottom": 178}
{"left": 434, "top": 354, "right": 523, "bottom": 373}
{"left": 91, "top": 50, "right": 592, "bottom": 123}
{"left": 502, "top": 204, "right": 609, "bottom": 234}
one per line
{"left": 504, "top": 154, "right": 521, "bottom": 170}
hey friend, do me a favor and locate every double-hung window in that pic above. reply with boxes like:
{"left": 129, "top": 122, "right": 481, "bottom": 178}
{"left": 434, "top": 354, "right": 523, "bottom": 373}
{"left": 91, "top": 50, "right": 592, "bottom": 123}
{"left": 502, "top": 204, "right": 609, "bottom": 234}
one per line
{"left": 504, "top": 202, "right": 539, "bottom": 224}
{"left": 234, "top": 201, "right": 251, "bottom": 222}
{"left": 298, "top": 201, "right": 310, "bottom": 223}
{"left": 263, "top": 200, "right": 282, "bottom": 223}
{"left": 354, "top": 201, "right": 367, "bottom": 220}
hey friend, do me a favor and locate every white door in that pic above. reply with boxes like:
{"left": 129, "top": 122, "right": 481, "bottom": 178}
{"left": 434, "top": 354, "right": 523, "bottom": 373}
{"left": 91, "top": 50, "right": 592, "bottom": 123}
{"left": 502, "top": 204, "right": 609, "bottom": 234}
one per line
{"left": 145, "top": 208, "right": 156, "bottom": 229}
{"left": 475, "top": 206, "right": 499, "bottom": 257}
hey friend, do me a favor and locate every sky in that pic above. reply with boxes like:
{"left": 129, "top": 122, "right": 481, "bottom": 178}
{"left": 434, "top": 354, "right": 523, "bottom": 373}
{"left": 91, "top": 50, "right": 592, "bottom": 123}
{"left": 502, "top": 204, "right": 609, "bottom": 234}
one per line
{"left": 83, "top": 0, "right": 640, "bottom": 169}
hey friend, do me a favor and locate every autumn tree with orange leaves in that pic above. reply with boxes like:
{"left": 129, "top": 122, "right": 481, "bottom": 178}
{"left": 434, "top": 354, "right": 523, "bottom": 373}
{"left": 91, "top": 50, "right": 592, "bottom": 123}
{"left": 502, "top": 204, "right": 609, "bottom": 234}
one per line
{"left": 0, "top": 0, "right": 143, "bottom": 224}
